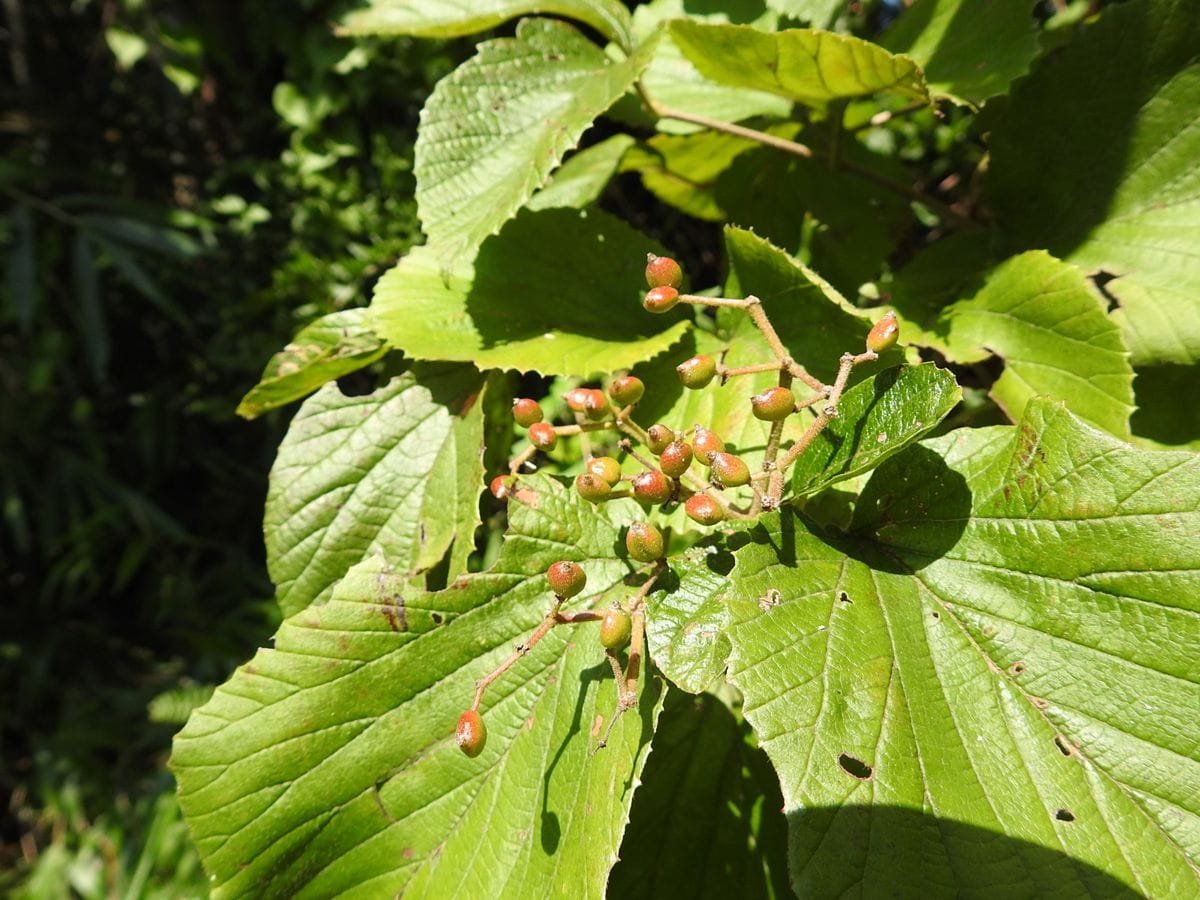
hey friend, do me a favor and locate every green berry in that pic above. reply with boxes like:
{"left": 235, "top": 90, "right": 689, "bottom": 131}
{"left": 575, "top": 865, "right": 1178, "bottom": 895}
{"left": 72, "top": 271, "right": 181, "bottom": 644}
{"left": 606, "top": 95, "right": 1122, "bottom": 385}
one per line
{"left": 676, "top": 355, "right": 717, "bottom": 390}
{"left": 575, "top": 473, "right": 612, "bottom": 503}
{"left": 709, "top": 452, "right": 751, "bottom": 487}
{"left": 512, "top": 398, "right": 543, "bottom": 428}
{"left": 751, "top": 386, "right": 796, "bottom": 421}
{"left": 599, "top": 607, "right": 633, "bottom": 650}
{"left": 528, "top": 422, "right": 557, "bottom": 450}
{"left": 685, "top": 494, "right": 724, "bottom": 526}
{"left": 866, "top": 311, "right": 900, "bottom": 353}
{"left": 659, "top": 440, "right": 693, "bottom": 477}
{"left": 643, "top": 286, "right": 679, "bottom": 314}
{"left": 693, "top": 426, "right": 725, "bottom": 464}
{"left": 582, "top": 389, "right": 610, "bottom": 421}
{"left": 609, "top": 375, "right": 645, "bottom": 406}
{"left": 586, "top": 456, "right": 622, "bottom": 485}
{"left": 625, "top": 521, "right": 665, "bottom": 562}
{"left": 645, "top": 253, "right": 683, "bottom": 289}
{"left": 547, "top": 560, "right": 587, "bottom": 598}
{"left": 646, "top": 424, "right": 675, "bottom": 455}
{"left": 456, "top": 709, "right": 487, "bottom": 757}
{"left": 490, "top": 474, "right": 514, "bottom": 500}
{"left": 632, "top": 470, "right": 674, "bottom": 505}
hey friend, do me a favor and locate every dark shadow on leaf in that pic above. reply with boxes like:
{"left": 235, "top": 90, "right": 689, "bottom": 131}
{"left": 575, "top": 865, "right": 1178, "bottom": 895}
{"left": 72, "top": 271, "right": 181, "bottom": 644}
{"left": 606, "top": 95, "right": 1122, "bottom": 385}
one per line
{"left": 788, "top": 805, "right": 1143, "bottom": 898}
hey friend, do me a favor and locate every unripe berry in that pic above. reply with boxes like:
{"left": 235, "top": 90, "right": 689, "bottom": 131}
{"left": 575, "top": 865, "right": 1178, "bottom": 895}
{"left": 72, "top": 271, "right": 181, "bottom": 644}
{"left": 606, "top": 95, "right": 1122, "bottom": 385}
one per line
{"left": 564, "top": 388, "right": 590, "bottom": 413}
{"left": 586, "top": 456, "right": 622, "bottom": 485}
{"left": 659, "top": 440, "right": 693, "bottom": 477}
{"left": 676, "top": 355, "right": 717, "bottom": 389}
{"left": 866, "top": 311, "right": 900, "bottom": 353}
{"left": 600, "top": 607, "right": 633, "bottom": 650}
{"left": 646, "top": 424, "right": 675, "bottom": 454}
{"left": 490, "top": 474, "right": 514, "bottom": 501}
{"left": 512, "top": 398, "right": 543, "bottom": 428}
{"left": 685, "top": 494, "right": 724, "bottom": 526}
{"left": 547, "top": 560, "right": 587, "bottom": 598}
{"left": 582, "top": 389, "right": 610, "bottom": 421}
{"left": 609, "top": 375, "right": 645, "bottom": 406}
{"left": 643, "top": 286, "right": 679, "bottom": 314}
{"left": 456, "top": 709, "right": 486, "bottom": 757}
{"left": 632, "top": 470, "right": 674, "bottom": 505}
{"left": 575, "top": 473, "right": 612, "bottom": 503}
{"left": 645, "top": 253, "right": 683, "bottom": 289}
{"left": 625, "top": 521, "right": 665, "bottom": 562}
{"left": 693, "top": 426, "right": 725, "bottom": 464}
{"left": 709, "top": 452, "right": 751, "bottom": 487}
{"left": 751, "top": 386, "right": 796, "bottom": 421}
{"left": 528, "top": 422, "right": 557, "bottom": 450}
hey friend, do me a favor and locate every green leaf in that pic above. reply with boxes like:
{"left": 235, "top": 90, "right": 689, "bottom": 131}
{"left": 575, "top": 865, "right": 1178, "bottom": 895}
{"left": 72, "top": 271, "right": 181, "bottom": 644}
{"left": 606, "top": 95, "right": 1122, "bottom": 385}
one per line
{"left": 668, "top": 21, "right": 929, "bottom": 109}
{"left": 617, "top": 0, "right": 790, "bottom": 135}
{"left": 936, "top": 251, "right": 1135, "bottom": 438}
{"left": 718, "top": 400, "right": 1200, "bottom": 895}
{"left": 236, "top": 310, "right": 389, "bottom": 419}
{"left": 608, "top": 687, "right": 791, "bottom": 899}
{"left": 174, "top": 477, "right": 661, "bottom": 898}
{"left": 790, "top": 363, "right": 961, "bottom": 496}
{"left": 621, "top": 129, "right": 756, "bottom": 221}
{"left": 886, "top": 230, "right": 992, "bottom": 344}
{"left": 414, "top": 18, "right": 653, "bottom": 260}
{"left": 104, "top": 26, "right": 149, "bottom": 69}
{"left": 338, "top": 0, "right": 634, "bottom": 52}
{"left": 765, "top": 0, "right": 843, "bottom": 28}
{"left": 883, "top": 0, "right": 1040, "bottom": 104}
{"left": 265, "top": 366, "right": 485, "bottom": 617}
{"left": 988, "top": 0, "right": 1200, "bottom": 365}
{"left": 369, "top": 208, "right": 691, "bottom": 376}
{"left": 525, "top": 134, "right": 634, "bottom": 211}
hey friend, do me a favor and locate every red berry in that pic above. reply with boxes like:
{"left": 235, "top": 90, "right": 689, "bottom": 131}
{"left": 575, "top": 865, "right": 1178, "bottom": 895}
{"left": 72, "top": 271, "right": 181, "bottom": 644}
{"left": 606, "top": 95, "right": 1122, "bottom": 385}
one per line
{"left": 609, "top": 375, "right": 645, "bottom": 406}
{"left": 659, "top": 440, "right": 693, "bottom": 477}
{"left": 646, "top": 424, "right": 675, "bottom": 455}
{"left": 709, "top": 452, "right": 751, "bottom": 487}
{"left": 490, "top": 474, "right": 514, "bottom": 500}
{"left": 586, "top": 456, "right": 622, "bottom": 485}
{"left": 547, "top": 561, "right": 587, "bottom": 598}
{"left": 676, "top": 355, "right": 717, "bottom": 389}
{"left": 751, "top": 386, "right": 796, "bottom": 421}
{"left": 512, "top": 398, "right": 543, "bottom": 428}
{"left": 625, "top": 521, "right": 665, "bottom": 562}
{"left": 693, "top": 426, "right": 725, "bottom": 464}
{"left": 685, "top": 494, "right": 724, "bottom": 526}
{"left": 866, "top": 311, "right": 900, "bottom": 353}
{"left": 575, "top": 473, "right": 612, "bottom": 503}
{"left": 645, "top": 253, "right": 683, "bottom": 289}
{"left": 632, "top": 470, "right": 674, "bottom": 505}
{"left": 643, "top": 286, "right": 679, "bottom": 314}
{"left": 599, "top": 607, "right": 633, "bottom": 650}
{"left": 456, "top": 710, "right": 486, "bottom": 757}
{"left": 528, "top": 422, "right": 557, "bottom": 450}
{"left": 581, "top": 389, "right": 610, "bottom": 421}
{"left": 564, "top": 388, "right": 590, "bottom": 413}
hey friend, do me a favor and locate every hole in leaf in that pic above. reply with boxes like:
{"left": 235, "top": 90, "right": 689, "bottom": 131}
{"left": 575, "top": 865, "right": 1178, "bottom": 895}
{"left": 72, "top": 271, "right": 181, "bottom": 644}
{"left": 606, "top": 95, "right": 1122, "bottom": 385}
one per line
{"left": 931, "top": 611, "right": 940, "bottom": 620}
{"left": 839, "top": 592, "right": 852, "bottom": 604}
{"left": 1053, "top": 735, "right": 1072, "bottom": 756}
{"left": 838, "top": 753, "right": 873, "bottom": 780}
{"left": 336, "top": 369, "right": 377, "bottom": 397}
{"left": 1055, "top": 808, "right": 1075, "bottom": 822}
{"left": 1092, "top": 271, "right": 1121, "bottom": 312}
{"left": 1009, "top": 660, "right": 1027, "bottom": 676}
{"left": 431, "top": 612, "right": 444, "bottom": 625}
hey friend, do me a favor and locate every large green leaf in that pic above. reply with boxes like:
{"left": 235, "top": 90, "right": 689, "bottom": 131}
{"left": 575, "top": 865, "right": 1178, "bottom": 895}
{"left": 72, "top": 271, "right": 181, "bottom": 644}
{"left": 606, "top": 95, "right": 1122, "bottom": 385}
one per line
{"left": 668, "top": 21, "right": 929, "bottom": 109}
{"left": 988, "top": 0, "right": 1200, "bottom": 365}
{"left": 414, "top": 18, "right": 653, "bottom": 260}
{"left": 369, "top": 208, "right": 691, "bottom": 376}
{"left": 525, "top": 134, "right": 634, "bottom": 211}
{"left": 934, "top": 251, "right": 1135, "bottom": 438}
{"left": 714, "top": 401, "right": 1200, "bottom": 895}
{"left": 338, "top": 0, "right": 634, "bottom": 51}
{"left": 237, "top": 310, "right": 388, "bottom": 419}
{"left": 174, "top": 476, "right": 662, "bottom": 898}
{"left": 883, "top": 0, "right": 1040, "bottom": 104}
{"left": 608, "top": 687, "right": 791, "bottom": 899}
{"left": 790, "top": 362, "right": 961, "bottom": 496}
{"left": 265, "top": 366, "right": 485, "bottom": 617}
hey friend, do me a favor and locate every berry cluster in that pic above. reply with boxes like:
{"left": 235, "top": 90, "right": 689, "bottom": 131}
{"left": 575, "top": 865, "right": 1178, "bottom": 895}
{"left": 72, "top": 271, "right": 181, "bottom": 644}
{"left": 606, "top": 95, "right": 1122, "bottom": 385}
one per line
{"left": 461, "top": 253, "right": 900, "bottom": 756}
